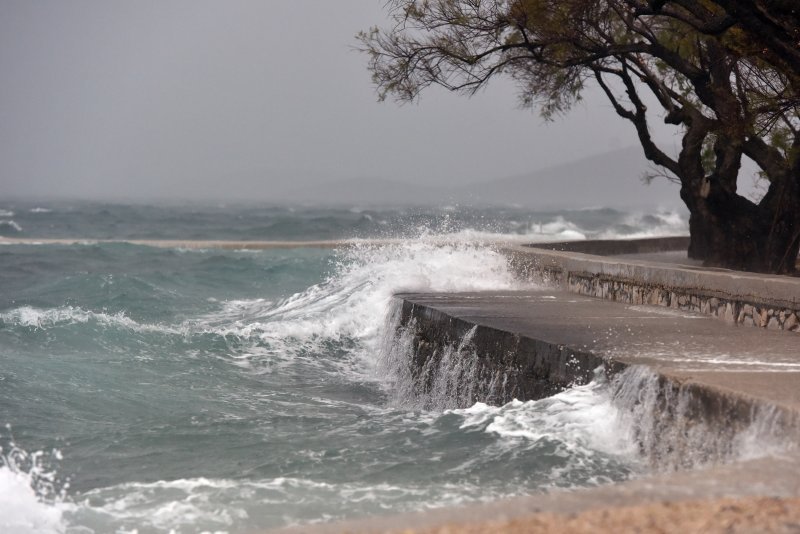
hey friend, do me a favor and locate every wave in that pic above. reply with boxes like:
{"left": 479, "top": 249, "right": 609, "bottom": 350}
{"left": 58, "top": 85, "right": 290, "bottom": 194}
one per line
{"left": 14, "top": 377, "right": 636, "bottom": 533}
{"left": 451, "top": 370, "right": 635, "bottom": 458}
{"left": 0, "top": 220, "right": 23, "bottom": 233}
{"left": 1, "top": 403, "right": 632, "bottom": 533}
{"left": 0, "top": 306, "right": 173, "bottom": 334}
{"left": 0, "top": 438, "right": 71, "bottom": 534}
{"left": 63, "top": 474, "right": 541, "bottom": 532}
{"left": 66, "top": 476, "right": 488, "bottom": 531}
{"left": 0, "top": 238, "right": 531, "bottom": 376}
{"left": 188, "top": 239, "right": 532, "bottom": 372}
{"left": 596, "top": 210, "right": 688, "bottom": 240}
{"left": 418, "top": 209, "right": 687, "bottom": 243}
{"left": 0, "top": 209, "right": 14, "bottom": 217}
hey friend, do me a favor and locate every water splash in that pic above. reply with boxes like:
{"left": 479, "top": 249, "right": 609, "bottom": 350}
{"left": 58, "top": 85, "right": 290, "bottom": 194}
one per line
{"left": 609, "top": 366, "right": 798, "bottom": 470}
{"left": 381, "top": 303, "right": 798, "bottom": 473}
{"left": 451, "top": 369, "right": 637, "bottom": 460}
{"left": 379, "top": 312, "right": 511, "bottom": 411}
{"left": 0, "top": 433, "right": 70, "bottom": 534}
{"left": 187, "top": 239, "right": 530, "bottom": 374}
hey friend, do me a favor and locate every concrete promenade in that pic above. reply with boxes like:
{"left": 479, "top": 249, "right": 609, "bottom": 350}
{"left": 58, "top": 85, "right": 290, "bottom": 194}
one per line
{"left": 399, "top": 290, "right": 800, "bottom": 411}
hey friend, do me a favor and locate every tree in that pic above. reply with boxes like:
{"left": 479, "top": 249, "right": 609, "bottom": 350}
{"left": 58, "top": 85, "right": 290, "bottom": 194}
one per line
{"left": 649, "top": 1, "right": 800, "bottom": 87}
{"left": 359, "top": 0, "right": 800, "bottom": 273}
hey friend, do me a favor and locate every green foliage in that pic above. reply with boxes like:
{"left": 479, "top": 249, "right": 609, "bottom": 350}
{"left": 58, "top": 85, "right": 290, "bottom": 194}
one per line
{"left": 360, "top": 0, "right": 798, "bottom": 197}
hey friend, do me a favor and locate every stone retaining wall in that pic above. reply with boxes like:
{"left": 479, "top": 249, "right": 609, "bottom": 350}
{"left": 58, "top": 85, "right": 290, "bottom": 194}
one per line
{"left": 503, "top": 240, "right": 800, "bottom": 333}
{"left": 567, "top": 273, "right": 800, "bottom": 331}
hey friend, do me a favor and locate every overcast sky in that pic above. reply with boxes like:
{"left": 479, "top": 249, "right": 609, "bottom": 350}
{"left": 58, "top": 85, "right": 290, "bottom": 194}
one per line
{"left": 0, "top": 0, "right": 681, "bottom": 202}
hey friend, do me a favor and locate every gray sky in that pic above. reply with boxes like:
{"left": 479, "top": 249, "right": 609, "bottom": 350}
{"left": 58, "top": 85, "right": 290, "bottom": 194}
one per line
{"left": 0, "top": 0, "right": 680, "bottom": 202}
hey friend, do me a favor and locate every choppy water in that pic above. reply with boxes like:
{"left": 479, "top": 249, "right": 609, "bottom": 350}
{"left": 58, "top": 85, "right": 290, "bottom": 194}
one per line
{"left": 0, "top": 202, "right": 688, "bottom": 533}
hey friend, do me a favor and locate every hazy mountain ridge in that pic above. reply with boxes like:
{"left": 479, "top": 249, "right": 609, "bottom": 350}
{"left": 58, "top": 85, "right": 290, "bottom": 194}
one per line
{"left": 275, "top": 147, "right": 681, "bottom": 208}
{"left": 463, "top": 146, "right": 680, "bottom": 208}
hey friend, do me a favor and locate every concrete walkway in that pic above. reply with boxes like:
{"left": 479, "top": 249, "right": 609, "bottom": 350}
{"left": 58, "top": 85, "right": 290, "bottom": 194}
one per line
{"left": 399, "top": 290, "right": 800, "bottom": 412}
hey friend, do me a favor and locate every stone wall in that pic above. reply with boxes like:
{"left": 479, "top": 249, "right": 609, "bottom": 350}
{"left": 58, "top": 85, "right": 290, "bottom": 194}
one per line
{"left": 566, "top": 272, "right": 800, "bottom": 332}
{"left": 503, "top": 241, "right": 800, "bottom": 333}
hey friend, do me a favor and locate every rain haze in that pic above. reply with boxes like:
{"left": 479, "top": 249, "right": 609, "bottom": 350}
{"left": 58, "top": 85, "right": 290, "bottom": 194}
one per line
{"left": 5, "top": 4, "right": 772, "bottom": 531}
{"left": 0, "top": 0, "right": 695, "bottom": 206}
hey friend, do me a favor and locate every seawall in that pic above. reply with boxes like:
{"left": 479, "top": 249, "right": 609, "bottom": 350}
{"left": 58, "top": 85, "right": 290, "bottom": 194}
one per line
{"left": 394, "top": 290, "right": 800, "bottom": 470}
{"left": 502, "top": 237, "right": 800, "bottom": 332}
{"left": 283, "top": 239, "right": 800, "bottom": 533}
{"left": 389, "top": 236, "right": 800, "bottom": 468}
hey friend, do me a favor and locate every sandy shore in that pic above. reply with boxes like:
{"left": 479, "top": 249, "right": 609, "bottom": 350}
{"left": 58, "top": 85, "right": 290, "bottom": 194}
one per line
{"left": 398, "top": 497, "right": 800, "bottom": 534}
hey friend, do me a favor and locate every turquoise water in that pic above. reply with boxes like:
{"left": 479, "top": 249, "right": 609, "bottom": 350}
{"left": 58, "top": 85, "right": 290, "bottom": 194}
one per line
{"left": 0, "top": 202, "right": 686, "bottom": 533}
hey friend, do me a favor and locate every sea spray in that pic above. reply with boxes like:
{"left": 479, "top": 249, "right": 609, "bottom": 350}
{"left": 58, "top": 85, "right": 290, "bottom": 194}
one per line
{"left": 186, "top": 239, "right": 529, "bottom": 375}
{"left": 0, "top": 435, "right": 70, "bottom": 534}
{"left": 451, "top": 369, "right": 637, "bottom": 460}
{"left": 378, "top": 311, "right": 513, "bottom": 411}
{"left": 608, "top": 366, "right": 799, "bottom": 470}
{"left": 381, "top": 303, "right": 798, "bottom": 474}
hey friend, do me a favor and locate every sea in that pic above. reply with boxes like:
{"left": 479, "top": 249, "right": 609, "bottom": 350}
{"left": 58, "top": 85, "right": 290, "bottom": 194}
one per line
{"left": 0, "top": 201, "right": 688, "bottom": 533}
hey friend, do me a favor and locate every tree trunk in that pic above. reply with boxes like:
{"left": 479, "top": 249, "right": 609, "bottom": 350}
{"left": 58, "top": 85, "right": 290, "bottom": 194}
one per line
{"left": 682, "top": 180, "right": 800, "bottom": 274}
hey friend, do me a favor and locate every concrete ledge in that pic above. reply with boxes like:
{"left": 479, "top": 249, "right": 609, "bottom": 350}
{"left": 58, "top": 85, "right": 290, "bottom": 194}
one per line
{"left": 502, "top": 242, "right": 800, "bottom": 332}
{"left": 528, "top": 236, "right": 690, "bottom": 256}
{"left": 290, "top": 290, "right": 800, "bottom": 533}
{"left": 395, "top": 291, "right": 800, "bottom": 468}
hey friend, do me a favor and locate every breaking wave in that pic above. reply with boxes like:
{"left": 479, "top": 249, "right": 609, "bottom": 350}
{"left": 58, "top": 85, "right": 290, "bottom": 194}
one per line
{"left": 1, "top": 239, "right": 528, "bottom": 374}
{"left": 194, "top": 240, "right": 525, "bottom": 353}
{"left": 0, "top": 435, "right": 71, "bottom": 534}
{"left": 0, "top": 220, "right": 23, "bottom": 233}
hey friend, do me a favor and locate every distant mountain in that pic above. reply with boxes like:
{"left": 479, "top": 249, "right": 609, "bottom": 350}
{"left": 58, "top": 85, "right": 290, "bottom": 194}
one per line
{"left": 272, "top": 146, "right": 682, "bottom": 208}
{"left": 460, "top": 146, "right": 681, "bottom": 208}
{"left": 275, "top": 176, "right": 449, "bottom": 206}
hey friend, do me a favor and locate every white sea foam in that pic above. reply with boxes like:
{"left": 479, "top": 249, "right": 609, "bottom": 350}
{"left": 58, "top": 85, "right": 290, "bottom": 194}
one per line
{"left": 597, "top": 210, "right": 688, "bottom": 239}
{"left": 0, "top": 220, "right": 23, "bottom": 232}
{"left": 29, "top": 207, "right": 52, "bottom": 213}
{"left": 452, "top": 370, "right": 635, "bottom": 457}
{"left": 65, "top": 475, "right": 515, "bottom": 532}
{"left": 0, "top": 209, "right": 14, "bottom": 217}
{"left": 0, "top": 306, "right": 173, "bottom": 334}
{"left": 398, "top": 210, "right": 686, "bottom": 243}
{"left": 0, "top": 440, "right": 71, "bottom": 534}
{"left": 191, "top": 239, "right": 531, "bottom": 372}
{"left": 396, "top": 216, "right": 588, "bottom": 244}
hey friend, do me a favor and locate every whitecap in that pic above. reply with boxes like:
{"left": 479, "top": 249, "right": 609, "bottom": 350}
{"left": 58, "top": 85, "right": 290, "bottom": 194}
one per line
{"left": 0, "top": 306, "right": 179, "bottom": 335}
{"left": 190, "top": 238, "right": 533, "bottom": 374}
{"left": 597, "top": 210, "right": 689, "bottom": 239}
{"left": 0, "top": 440, "right": 71, "bottom": 534}
{"left": 450, "top": 371, "right": 635, "bottom": 457}
{"left": 0, "top": 220, "right": 22, "bottom": 232}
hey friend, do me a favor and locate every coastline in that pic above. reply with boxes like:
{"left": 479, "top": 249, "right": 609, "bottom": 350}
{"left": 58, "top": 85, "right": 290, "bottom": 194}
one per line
{"left": 287, "top": 237, "right": 800, "bottom": 533}
{"left": 4, "top": 234, "right": 798, "bottom": 531}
